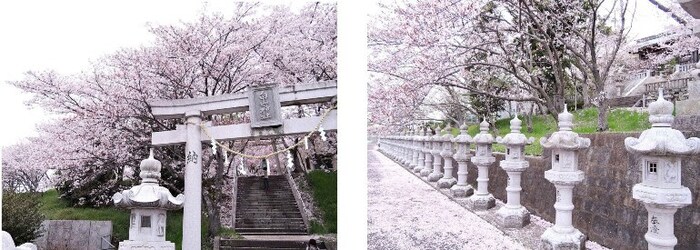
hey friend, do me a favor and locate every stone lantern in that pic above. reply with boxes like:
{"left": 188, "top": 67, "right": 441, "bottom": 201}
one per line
{"left": 469, "top": 119, "right": 496, "bottom": 210}
{"left": 451, "top": 123, "right": 474, "bottom": 197}
{"left": 397, "top": 131, "right": 405, "bottom": 166}
{"left": 625, "top": 88, "right": 700, "bottom": 250}
{"left": 409, "top": 127, "right": 420, "bottom": 171}
{"left": 404, "top": 128, "right": 416, "bottom": 170}
{"left": 420, "top": 128, "right": 435, "bottom": 177}
{"left": 540, "top": 105, "right": 590, "bottom": 250}
{"left": 438, "top": 124, "right": 457, "bottom": 188}
{"left": 413, "top": 127, "right": 426, "bottom": 173}
{"left": 401, "top": 130, "right": 410, "bottom": 167}
{"left": 428, "top": 126, "right": 446, "bottom": 182}
{"left": 113, "top": 149, "right": 185, "bottom": 249}
{"left": 495, "top": 115, "right": 534, "bottom": 228}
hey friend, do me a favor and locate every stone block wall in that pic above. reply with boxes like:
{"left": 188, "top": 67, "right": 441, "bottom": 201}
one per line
{"left": 455, "top": 132, "right": 700, "bottom": 249}
{"left": 34, "top": 220, "right": 112, "bottom": 250}
{"left": 608, "top": 95, "right": 642, "bottom": 108}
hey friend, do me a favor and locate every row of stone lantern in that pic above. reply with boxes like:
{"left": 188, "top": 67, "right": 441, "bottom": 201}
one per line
{"left": 376, "top": 89, "right": 697, "bottom": 250}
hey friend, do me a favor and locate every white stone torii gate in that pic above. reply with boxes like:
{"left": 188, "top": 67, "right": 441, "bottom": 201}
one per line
{"left": 148, "top": 80, "right": 337, "bottom": 250}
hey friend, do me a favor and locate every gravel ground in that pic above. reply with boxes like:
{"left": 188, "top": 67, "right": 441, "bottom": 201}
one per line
{"left": 367, "top": 149, "right": 527, "bottom": 250}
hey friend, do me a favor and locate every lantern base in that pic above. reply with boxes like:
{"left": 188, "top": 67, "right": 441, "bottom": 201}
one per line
{"left": 497, "top": 205, "right": 530, "bottom": 228}
{"left": 468, "top": 193, "right": 495, "bottom": 210}
{"left": 450, "top": 184, "right": 474, "bottom": 197}
{"left": 428, "top": 172, "right": 443, "bottom": 182}
{"left": 541, "top": 227, "right": 585, "bottom": 250}
{"left": 420, "top": 168, "right": 432, "bottom": 177}
{"left": 437, "top": 177, "right": 457, "bottom": 188}
{"left": 119, "top": 240, "right": 175, "bottom": 250}
{"left": 412, "top": 165, "right": 423, "bottom": 173}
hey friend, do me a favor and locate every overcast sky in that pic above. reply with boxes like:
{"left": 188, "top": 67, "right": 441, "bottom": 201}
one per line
{"left": 0, "top": 0, "right": 318, "bottom": 147}
{"left": 0, "top": 0, "right": 681, "bottom": 146}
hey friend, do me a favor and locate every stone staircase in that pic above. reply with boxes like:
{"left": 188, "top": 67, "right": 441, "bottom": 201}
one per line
{"left": 235, "top": 175, "right": 307, "bottom": 235}
{"left": 217, "top": 239, "right": 307, "bottom": 250}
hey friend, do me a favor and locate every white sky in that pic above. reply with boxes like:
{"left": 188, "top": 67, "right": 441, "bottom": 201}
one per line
{"left": 0, "top": 0, "right": 315, "bottom": 147}
{"left": 0, "top": 0, "right": 682, "bottom": 146}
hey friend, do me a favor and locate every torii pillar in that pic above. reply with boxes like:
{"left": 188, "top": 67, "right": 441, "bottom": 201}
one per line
{"left": 184, "top": 110, "right": 203, "bottom": 250}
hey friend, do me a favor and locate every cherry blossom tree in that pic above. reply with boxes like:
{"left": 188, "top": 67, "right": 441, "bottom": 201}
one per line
{"left": 369, "top": 0, "right": 632, "bottom": 132}
{"left": 4, "top": 1, "right": 336, "bottom": 241}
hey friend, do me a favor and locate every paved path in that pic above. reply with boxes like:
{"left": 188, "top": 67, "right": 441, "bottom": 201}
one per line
{"left": 367, "top": 149, "right": 527, "bottom": 250}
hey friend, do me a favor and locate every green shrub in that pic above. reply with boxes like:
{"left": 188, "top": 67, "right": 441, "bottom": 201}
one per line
{"left": 307, "top": 170, "right": 337, "bottom": 234}
{"left": 2, "top": 191, "right": 45, "bottom": 244}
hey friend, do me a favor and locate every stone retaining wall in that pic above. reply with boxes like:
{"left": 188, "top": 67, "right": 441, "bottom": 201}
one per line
{"left": 34, "top": 220, "right": 112, "bottom": 250}
{"left": 455, "top": 132, "right": 700, "bottom": 249}
{"left": 609, "top": 95, "right": 642, "bottom": 108}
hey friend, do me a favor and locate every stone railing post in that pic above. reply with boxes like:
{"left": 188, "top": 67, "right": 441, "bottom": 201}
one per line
{"left": 626, "top": 88, "right": 699, "bottom": 250}
{"left": 469, "top": 119, "right": 496, "bottom": 210}
{"left": 438, "top": 125, "right": 457, "bottom": 188}
{"left": 540, "top": 104, "right": 591, "bottom": 249}
{"left": 420, "top": 128, "right": 434, "bottom": 177}
{"left": 495, "top": 115, "right": 534, "bottom": 228}
{"left": 428, "top": 127, "right": 445, "bottom": 182}
{"left": 451, "top": 123, "right": 474, "bottom": 197}
{"left": 414, "top": 128, "right": 426, "bottom": 173}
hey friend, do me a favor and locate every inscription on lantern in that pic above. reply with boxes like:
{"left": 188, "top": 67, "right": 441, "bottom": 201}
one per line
{"left": 650, "top": 216, "right": 660, "bottom": 234}
{"left": 248, "top": 85, "right": 283, "bottom": 128}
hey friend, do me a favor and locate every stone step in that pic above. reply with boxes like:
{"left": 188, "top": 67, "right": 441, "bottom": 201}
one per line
{"left": 237, "top": 206, "right": 299, "bottom": 210}
{"left": 236, "top": 200, "right": 296, "bottom": 208}
{"left": 237, "top": 198, "right": 296, "bottom": 202}
{"left": 239, "top": 190, "right": 292, "bottom": 193}
{"left": 235, "top": 175, "right": 307, "bottom": 235}
{"left": 237, "top": 207, "right": 301, "bottom": 212}
{"left": 238, "top": 194, "right": 295, "bottom": 198}
{"left": 219, "top": 247, "right": 304, "bottom": 250}
{"left": 235, "top": 224, "right": 306, "bottom": 230}
{"left": 236, "top": 218, "right": 304, "bottom": 223}
{"left": 219, "top": 240, "right": 306, "bottom": 249}
{"left": 235, "top": 228, "right": 308, "bottom": 234}
{"left": 236, "top": 212, "right": 303, "bottom": 220}
{"left": 238, "top": 189, "right": 293, "bottom": 192}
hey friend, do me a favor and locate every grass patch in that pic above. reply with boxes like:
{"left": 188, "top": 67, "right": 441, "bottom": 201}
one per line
{"left": 307, "top": 170, "right": 337, "bottom": 234}
{"left": 39, "top": 189, "right": 213, "bottom": 250}
{"left": 218, "top": 227, "right": 242, "bottom": 239}
{"left": 460, "top": 108, "right": 649, "bottom": 156}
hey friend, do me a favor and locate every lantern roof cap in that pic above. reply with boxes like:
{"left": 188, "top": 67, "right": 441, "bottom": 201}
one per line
{"left": 441, "top": 124, "right": 454, "bottom": 141}
{"left": 541, "top": 107, "right": 590, "bottom": 150}
{"left": 625, "top": 88, "right": 700, "bottom": 155}
{"left": 453, "top": 122, "right": 473, "bottom": 143}
{"left": 647, "top": 88, "right": 674, "bottom": 127}
{"left": 113, "top": 149, "right": 184, "bottom": 210}
{"left": 497, "top": 115, "right": 533, "bottom": 146}
{"left": 473, "top": 118, "right": 494, "bottom": 144}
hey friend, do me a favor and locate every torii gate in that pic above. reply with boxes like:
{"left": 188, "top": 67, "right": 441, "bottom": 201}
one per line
{"left": 148, "top": 80, "right": 337, "bottom": 249}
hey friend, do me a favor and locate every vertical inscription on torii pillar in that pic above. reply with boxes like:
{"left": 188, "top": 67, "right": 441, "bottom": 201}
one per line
{"left": 248, "top": 85, "right": 282, "bottom": 128}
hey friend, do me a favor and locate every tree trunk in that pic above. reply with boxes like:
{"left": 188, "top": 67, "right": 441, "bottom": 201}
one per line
{"left": 597, "top": 97, "right": 609, "bottom": 131}
{"left": 204, "top": 150, "right": 225, "bottom": 243}
{"left": 271, "top": 138, "right": 283, "bottom": 173}
{"left": 582, "top": 74, "right": 591, "bottom": 108}
{"left": 527, "top": 103, "right": 534, "bottom": 133}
